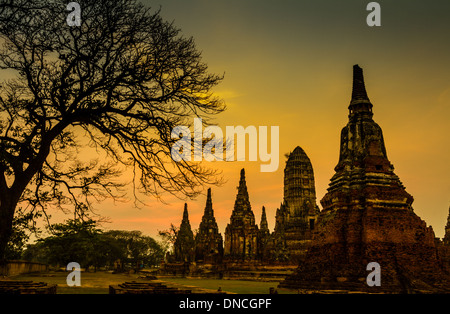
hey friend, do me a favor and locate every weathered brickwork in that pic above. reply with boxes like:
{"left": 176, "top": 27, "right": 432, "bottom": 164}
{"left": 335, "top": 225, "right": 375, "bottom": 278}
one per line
{"left": 264, "top": 147, "right": 320, "bottom": 264}
{"left": 279, "top": 65, "right": 450, "bottom": 293}
{"left": 223, "top": 169, "right": 259, "bottom": 263}
{"left": 173, "top": 203, "right": 195, "bottom": 263}
{"left": 195, "top": 188, "right": 224, "bottom": 264}
{"left": 162, "top": 66, "right": 450, "bottom": 292}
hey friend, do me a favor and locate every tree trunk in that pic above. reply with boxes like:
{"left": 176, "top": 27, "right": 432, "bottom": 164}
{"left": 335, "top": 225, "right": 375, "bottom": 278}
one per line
{"left": 0, "top": 200, "right": 16, "bottom": 264}
{"left": 0, "top": 135, "right": 56, "bottom": 263}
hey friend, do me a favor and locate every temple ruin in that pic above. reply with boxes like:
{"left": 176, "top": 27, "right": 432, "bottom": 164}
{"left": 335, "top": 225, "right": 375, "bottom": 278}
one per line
{"left": 279, "top": 65, "right": 450, "bottom": 293}
{"left": 195, "top": 188, "right": 224, "bottom": 265}
{"left": 264, "top": 146, "right": 320, "bottom": 264}
{"left": 223, "top": 169, "right": 260, "bottom": 264}
{"left": 160, "top": 65, "right": 450, "bottom": 292}
{"left": 173, "top": 203, "right": 195, "bottom": 263}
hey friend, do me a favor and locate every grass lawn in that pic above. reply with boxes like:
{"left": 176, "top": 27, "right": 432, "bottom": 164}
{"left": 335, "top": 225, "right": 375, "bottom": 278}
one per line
{"left": 9, "top": 271, "right": 297, "bottom": 294}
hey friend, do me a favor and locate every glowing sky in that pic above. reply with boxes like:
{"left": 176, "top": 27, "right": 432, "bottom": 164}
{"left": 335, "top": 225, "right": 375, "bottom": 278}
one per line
{"left": 50, "top": 0, "right": 450, "bottom": 239}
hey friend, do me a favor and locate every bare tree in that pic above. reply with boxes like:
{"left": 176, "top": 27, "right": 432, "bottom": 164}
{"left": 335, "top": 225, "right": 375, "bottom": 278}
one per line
{"left": 0, "top": 0, "right": 225, "bottom": 260}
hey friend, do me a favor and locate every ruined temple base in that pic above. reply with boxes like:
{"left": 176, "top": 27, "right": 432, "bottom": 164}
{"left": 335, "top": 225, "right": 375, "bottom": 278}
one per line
{"left": 109, "top": 281, "right": 192, "bottom": 294}
{"left": 158, "top": 260, "right": 297, "bottom": 282}
{"left": 0, "top": 280, "right": 57, "bottom": 294}
{"left": 278, "top": 207, "right": 450, "bottom": 294}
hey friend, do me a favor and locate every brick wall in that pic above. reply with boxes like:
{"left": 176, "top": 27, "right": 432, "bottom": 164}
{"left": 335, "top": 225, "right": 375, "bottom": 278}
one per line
{"left": 0, "top": 260, "right": 48, "bottom": 276}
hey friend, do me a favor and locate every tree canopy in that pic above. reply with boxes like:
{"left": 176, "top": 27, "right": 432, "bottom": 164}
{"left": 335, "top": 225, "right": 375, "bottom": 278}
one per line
{"left": 0, "top": 0, "right": 225, "bottom": 260}
{"left": 23, "top": 219, "right": 165, "bottom": 270}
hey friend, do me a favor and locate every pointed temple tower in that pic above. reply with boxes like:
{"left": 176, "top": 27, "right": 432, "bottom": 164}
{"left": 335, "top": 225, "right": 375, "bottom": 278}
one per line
{"left": 195, "top": 188, "right": 224, "bottom": 264}
{"left": 259, "top": 206, "right": 270, "bottom": 239}
{"left": 444, "top": 207, "right": 450, "bottom": 245}
{"left": 258, "top": 206, "right": 271, "bottom": 259}
{"left": 280, "top": 65, "right": 450, "bottom": 292}
{"left": 173, "top": 203, "right": 195, "bottom": 263}
{"left": 224, "top": 169, "right": 259, "bottom": 263}
{"left": 439, "top": 207, "right": 450, "bottom": 273}
{"left": 266, "top": 146, "right": 320, "bottom": 263}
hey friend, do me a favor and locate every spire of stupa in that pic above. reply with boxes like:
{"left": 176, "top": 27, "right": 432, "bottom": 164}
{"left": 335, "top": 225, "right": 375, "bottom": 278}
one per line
{"left": 260, "top": 206, "right": 269, "bottom": 232}
{"left": 173, "top": 203, "right": 195, "bottom": 262}
{"left": 349, "top": 64, "right": 373, "bottom": 118}
{"left": 233, "top": 168, "right": 251, "bottom": 213}
{"left": 204, "top": 188, "right": 214, "bottom": 217}
{"left": 178, "top": 203, "right": 193, "bottom": 237}
{"left": 182, "top": 203, "right": 189, "bottom": 223}
{"left": 444, "top": 206, "right": 450, "bottom": 245}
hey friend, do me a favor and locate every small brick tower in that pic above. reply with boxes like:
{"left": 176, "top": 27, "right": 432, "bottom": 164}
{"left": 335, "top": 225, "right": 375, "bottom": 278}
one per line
{"left": 173, "top": 203, "right": 195, "bottom": 263}
{"left": 195, "top": 188, "right": 224, "bottom": 264}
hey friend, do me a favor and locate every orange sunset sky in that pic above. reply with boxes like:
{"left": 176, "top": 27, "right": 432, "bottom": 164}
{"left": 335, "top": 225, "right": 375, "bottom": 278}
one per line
{"left": 46, "top": 0, "right": 450, "bottom": 239}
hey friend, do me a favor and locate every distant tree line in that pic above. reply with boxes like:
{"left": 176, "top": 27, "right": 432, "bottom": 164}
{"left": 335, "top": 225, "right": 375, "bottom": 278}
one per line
{"left": 17, "top": 219, "right": 165, "bottom": 271}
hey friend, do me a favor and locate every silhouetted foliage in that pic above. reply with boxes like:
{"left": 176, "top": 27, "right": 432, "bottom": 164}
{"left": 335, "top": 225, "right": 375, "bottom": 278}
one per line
{"left": 4, "top": 207, "right": 41, "bottom": 259}
{"left": 0, "top": 0, "right": 225, "bottom": 260}
{"left": 158, "top": 223, "right": 179, "bottom": 254}
{"left": 23, "top": 219, "right": 165, "bottom": 270}
{"left": 102, "top": 230, "right": 165, "bottom": 270}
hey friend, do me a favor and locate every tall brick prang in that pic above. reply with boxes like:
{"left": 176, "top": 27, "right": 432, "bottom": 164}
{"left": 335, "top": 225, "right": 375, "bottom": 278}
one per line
{"left": 224, "top": 169, "right": 259, "bottom": 262}
{"left": 265, "top": 146, "right": 320, "bottom": 263}
{"left": 279, "top": 65, "right": 450, "bottom": 293}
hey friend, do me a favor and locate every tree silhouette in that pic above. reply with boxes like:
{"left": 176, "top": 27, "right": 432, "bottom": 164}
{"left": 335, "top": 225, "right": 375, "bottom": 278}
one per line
{"left": 0, "top": 0, "right": 225, "bottom": 260}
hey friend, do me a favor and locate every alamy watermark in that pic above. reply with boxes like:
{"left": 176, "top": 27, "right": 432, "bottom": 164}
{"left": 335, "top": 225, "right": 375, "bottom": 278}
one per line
{"left": 366, "top": 262, "right": 381, "bottom": 286}
{"left": 67, "top": 2, "right": 81, "bottom": 27}
{"left": 171, "top": 118, "right": 279, "bottom": 172}
{"left": 66, "top": 262, "right": 81, "bottom": 286}
{"left": 366, "top": 2, "right": 381, "bottom": 27}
